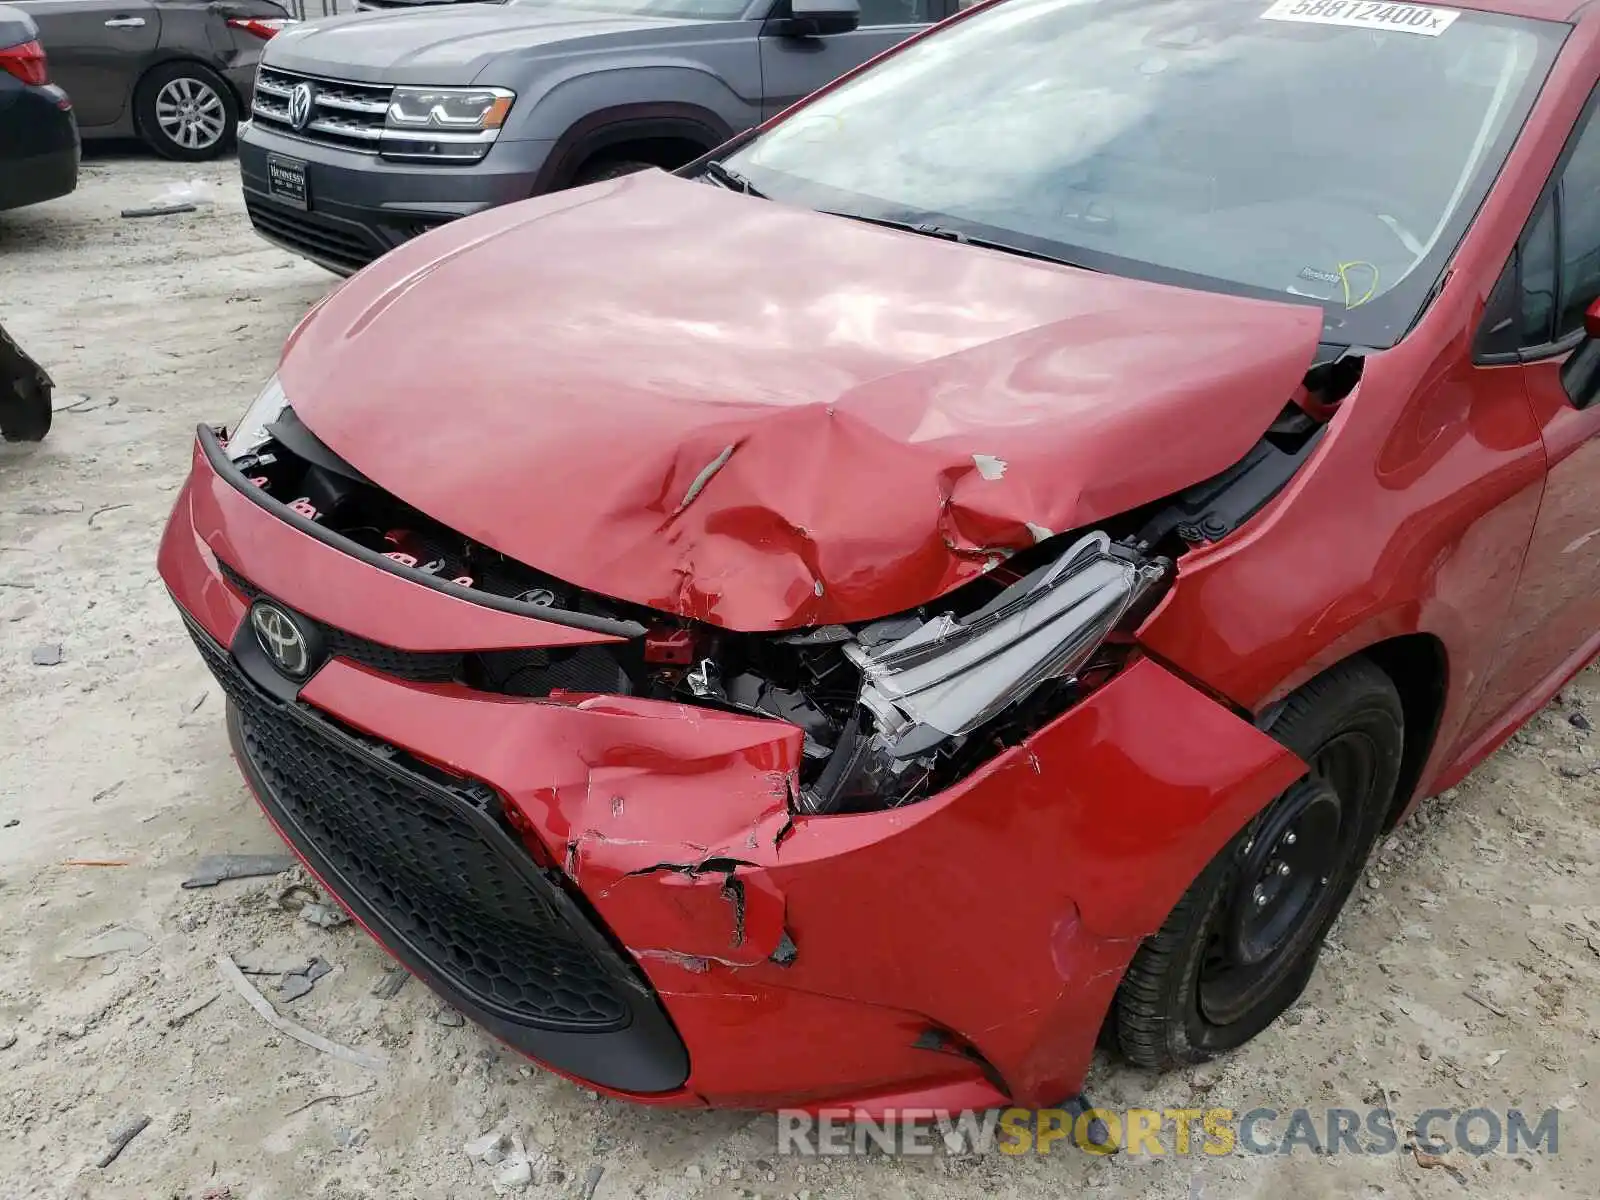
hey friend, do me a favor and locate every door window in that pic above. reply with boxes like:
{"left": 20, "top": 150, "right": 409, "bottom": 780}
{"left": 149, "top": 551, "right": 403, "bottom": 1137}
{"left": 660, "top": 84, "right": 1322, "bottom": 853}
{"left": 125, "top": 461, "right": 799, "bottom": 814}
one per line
{"left": 857, "top": 0, "right": 935, "bottom": 22}
{"left": 1557, "top": 112, "right": 1600, "bottom": 338}
{"left": 1480, "top": 86, "right": 1600, "bottom": 359}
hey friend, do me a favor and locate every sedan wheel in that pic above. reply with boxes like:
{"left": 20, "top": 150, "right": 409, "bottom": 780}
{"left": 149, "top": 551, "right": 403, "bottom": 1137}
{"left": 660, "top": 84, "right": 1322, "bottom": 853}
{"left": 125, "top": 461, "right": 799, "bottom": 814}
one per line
{"left": 1112, "top": 657, "right": 1405, "bottom": 1068}
{"left": 156, "top": 78, "right": 227, "bottom": 153}
{"left": 135, "top": 64, "right": 238, "bottom": 162}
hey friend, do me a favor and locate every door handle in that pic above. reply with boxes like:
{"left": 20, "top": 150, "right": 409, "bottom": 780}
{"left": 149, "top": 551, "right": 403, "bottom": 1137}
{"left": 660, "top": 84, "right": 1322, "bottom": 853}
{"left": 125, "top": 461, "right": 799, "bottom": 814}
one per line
{"left": 103, "top": 16, "right": 147, "bottom": 26}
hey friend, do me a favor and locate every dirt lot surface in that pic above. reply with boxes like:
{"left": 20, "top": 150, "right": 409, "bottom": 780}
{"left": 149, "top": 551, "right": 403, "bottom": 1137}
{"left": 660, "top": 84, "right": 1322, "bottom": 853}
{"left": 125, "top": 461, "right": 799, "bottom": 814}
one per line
{"left": 2, "top": 155, "right": 1598, "bottom": 1200}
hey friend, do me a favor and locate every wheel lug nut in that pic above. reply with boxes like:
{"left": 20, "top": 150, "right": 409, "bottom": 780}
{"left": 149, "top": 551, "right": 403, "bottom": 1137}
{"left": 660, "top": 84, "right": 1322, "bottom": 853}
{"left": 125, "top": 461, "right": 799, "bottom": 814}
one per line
{"left": 1253, "top": 888, "right": 1268, "bottom": 907}
{"left": 1284, "top": 832, "right": 1297, "bottom": 846}
{"left": 1278, "top": 863, "right": 1290, "bottom": 877}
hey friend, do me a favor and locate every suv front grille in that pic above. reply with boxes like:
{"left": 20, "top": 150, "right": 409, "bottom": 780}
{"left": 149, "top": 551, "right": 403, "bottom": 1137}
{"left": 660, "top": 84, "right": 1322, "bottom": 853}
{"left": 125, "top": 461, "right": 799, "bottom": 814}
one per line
{"left": 253, "top": 66, "right": 391, "bottom": 152}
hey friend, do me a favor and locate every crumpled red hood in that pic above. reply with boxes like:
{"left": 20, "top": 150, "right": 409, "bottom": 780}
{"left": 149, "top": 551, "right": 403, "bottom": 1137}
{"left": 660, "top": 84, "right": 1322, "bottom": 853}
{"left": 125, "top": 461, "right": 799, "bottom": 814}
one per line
{"left": 280, "top": 171, "right": 1323, "bottom": 631}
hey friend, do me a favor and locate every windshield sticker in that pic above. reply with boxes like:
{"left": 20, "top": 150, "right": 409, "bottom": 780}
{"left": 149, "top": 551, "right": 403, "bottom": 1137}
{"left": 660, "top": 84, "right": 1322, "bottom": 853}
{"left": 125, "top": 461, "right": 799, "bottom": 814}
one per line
{"left": 1260, "top": 0, "right": 1460, "bottom": 36}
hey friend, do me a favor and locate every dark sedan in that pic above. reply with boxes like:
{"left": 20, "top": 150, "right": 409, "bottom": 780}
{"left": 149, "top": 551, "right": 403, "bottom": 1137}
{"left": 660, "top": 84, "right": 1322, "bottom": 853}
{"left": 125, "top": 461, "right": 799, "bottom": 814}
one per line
{"left": 13, "top": 0, "right": 292, "bottom": 160}
{"left": 0, "top": 4, "right": 77, "bottom": 212}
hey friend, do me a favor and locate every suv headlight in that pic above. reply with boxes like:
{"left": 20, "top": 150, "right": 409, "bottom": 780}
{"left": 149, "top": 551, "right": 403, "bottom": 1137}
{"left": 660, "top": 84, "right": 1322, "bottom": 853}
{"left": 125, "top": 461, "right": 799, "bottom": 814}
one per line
{"left": 381, "top": 86, "right": 515, "bottom": 163}
{"left": 225, "top": 374, "right": 289, "bottom": 462}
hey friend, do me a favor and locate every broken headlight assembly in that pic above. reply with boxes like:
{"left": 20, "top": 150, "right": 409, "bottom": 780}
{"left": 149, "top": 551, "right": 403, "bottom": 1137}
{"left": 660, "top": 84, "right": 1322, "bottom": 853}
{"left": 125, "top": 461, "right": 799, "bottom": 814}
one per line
{"left": 381, "top": 86, "right": 515, "bottom": 163}
{"left": 664, "top": 532, "right": 1169, "bottom": 816}
{"left": 224, "top": 374, "right": 289, "bottom": 462}
{"left": 794, "top": 532, "right": 1168, "bottom": 814}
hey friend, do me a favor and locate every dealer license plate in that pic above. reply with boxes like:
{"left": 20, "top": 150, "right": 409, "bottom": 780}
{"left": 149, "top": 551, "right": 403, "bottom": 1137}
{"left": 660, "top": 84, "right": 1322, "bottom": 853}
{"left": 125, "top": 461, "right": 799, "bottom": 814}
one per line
{"left": 266, "top": 154, "right": 309, "bottom": 211}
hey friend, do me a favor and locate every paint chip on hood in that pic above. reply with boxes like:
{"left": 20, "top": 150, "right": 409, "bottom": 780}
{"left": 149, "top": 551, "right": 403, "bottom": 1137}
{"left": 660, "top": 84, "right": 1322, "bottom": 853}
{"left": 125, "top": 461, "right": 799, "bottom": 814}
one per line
{"left": 972, "top": 454, "right": 1007, "bottom": 481}
{"left": 674, "top": 445, "right": 735, "bottom": 515}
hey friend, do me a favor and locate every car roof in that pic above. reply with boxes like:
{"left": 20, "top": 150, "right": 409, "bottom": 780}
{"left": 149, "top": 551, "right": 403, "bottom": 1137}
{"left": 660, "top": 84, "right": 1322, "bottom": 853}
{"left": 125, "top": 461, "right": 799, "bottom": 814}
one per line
{"left": 1447, "top": 0, "right": 1586, "bottom": 22}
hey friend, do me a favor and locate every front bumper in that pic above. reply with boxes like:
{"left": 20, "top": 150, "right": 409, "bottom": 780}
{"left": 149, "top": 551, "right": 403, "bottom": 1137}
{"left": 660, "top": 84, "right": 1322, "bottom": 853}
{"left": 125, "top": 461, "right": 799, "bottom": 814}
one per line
{"left": 159, "top": 434, "right": 1303, "bottom": 1110}
{"left": 238, "top": 121, "right": 551, "bottom": 275}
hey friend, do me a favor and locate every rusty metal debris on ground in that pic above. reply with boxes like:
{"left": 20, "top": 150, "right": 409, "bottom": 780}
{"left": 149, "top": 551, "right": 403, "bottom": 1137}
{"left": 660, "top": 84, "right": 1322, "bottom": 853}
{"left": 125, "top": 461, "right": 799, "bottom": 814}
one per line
{"left": 215, "top": 954, "right": 386, "bottom": 1071}
{"left": 61, "top": 859, "right": 129, "bottom": 868}
{"left": 182, "top": 853, "right": 297, "bottom": 889}
{"left": 283, "top": 1082, "right": 375, "bottom": 1117}
{"left": 1409, "top": 1141, "right": 1469, "bottom": 1185}
{"left": 96, "top": 1114, "right": 151, "bottom": 1168}
{"left": 277, "top": 956, "right": 332, "bottom": 1002}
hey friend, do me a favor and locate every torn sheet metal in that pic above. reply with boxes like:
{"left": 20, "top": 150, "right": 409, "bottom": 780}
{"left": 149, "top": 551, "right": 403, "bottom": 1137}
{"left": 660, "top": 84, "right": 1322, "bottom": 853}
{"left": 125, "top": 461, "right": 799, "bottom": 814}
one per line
{"left": 282, "top": 171, "right": 1324, "bottom": 631}
{"left": 302, "top": 650, "right": 1303, "bottom": 1107}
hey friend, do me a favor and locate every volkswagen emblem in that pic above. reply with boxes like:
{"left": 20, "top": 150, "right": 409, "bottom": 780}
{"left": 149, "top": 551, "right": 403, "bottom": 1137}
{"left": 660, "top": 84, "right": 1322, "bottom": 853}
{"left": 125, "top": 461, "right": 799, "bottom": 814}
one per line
{"left": 287, "top": 81, "right": 315, "bottom": 131}
{"left": 251, "top": 602, "right": 311, "bottom": 679}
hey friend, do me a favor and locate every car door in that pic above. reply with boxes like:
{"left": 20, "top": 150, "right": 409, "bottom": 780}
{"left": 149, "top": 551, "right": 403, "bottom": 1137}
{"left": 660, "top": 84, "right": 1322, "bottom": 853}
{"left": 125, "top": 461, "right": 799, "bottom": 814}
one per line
{"left": 12, "top": 0, "right": 159, "bottom": 129}
{"left": 1468, "top": 84, "right": 1600, "bottom": 734}
{"left": 756, "top": 0, "right": 947, "bottom": 119}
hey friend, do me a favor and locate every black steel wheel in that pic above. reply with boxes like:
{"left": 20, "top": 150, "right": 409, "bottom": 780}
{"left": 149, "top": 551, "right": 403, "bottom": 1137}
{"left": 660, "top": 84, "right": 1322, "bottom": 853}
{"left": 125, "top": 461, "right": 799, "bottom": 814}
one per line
{"left": 1112, "top": 657, "right": 1404, "bottom": 1067}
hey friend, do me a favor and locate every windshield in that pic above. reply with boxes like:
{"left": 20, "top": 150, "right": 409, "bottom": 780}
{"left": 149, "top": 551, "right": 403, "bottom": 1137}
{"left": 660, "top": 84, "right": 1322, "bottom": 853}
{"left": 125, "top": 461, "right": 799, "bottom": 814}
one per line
{"left": 723, "top": 0, "right": 1565, "bottom": 347}
{"left": 508, "top": 0, "right": 750, "bottom": 18}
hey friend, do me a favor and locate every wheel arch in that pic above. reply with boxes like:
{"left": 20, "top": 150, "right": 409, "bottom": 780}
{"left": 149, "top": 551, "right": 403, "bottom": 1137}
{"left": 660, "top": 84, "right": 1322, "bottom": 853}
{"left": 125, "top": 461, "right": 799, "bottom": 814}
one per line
{"left": 533, "top": 102, "right": 737, "bottom": 193}
{"left": 1360, "top": 633, "right": 1450, "bottom": 828}
{"left": 1254, "top": 631, "right": 1448, "bottom": 830}
{"left": 131, "top": 55, "right": 241, "bottom": 136}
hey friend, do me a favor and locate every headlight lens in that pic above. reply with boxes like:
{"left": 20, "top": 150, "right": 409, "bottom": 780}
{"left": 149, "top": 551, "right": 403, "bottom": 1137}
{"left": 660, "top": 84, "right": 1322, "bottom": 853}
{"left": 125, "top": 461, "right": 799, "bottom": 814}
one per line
{"left": 225, "top": 374, "right": 288, "bottom": 462}
{"left": 386, "top": 86, "right": 515, "bottom": 129}
{"left": 379, "top": 87, "right": 515, "bottom": 163}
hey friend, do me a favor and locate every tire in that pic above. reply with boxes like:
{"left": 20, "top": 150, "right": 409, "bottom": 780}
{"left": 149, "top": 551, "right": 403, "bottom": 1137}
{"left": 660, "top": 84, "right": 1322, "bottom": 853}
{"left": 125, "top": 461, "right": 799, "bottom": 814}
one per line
{"left": 1112, "top": 657, "right": 1404, "bottom": 1069}
{"left": 571, "top": 159, "right": 654, "bottom": 187}
{"left": 134, "top": 62, "right": 237, "bottom": 161}
{"left": 0, "top": 373, "right": 52, "bottom": 441}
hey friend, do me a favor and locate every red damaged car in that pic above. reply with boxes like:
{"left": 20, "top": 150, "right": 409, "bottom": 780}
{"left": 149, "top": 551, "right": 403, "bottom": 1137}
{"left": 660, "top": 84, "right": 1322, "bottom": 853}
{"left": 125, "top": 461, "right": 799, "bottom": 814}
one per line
{"left": 162, "top": 0, "right": 1600, "bottom": 1111}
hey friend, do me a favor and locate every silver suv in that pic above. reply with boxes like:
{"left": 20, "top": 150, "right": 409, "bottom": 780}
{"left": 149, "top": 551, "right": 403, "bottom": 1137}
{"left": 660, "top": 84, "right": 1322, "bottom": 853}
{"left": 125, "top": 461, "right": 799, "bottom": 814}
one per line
{"left": 240, "top": 0, "right": 945, "bottom": 273}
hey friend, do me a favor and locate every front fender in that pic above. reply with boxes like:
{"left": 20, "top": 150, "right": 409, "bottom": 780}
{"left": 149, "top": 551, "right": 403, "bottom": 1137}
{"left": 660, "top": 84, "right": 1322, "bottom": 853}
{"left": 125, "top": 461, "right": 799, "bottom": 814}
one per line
{"left": 497, "top": 60, "right": 759, "bottom": 149}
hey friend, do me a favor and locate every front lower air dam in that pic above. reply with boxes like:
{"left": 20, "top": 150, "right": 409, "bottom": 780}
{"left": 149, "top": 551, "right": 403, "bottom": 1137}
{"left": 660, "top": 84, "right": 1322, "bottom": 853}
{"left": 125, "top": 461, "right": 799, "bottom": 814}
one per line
{"left": 158, "top": 434, "right": 1306, "bottom": 1109}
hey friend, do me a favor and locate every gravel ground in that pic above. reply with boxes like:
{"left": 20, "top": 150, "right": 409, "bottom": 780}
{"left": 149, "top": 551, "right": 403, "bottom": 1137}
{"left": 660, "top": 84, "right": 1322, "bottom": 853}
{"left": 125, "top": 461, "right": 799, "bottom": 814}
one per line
{"left": 1, "top": 153, "right": 1597, "bottom": 1200}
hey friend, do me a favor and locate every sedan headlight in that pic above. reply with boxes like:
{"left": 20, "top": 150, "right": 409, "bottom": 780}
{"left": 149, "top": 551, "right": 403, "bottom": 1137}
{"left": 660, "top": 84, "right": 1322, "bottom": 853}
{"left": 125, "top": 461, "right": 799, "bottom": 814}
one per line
{"left": 381, "top": 86, "right": 515, "bottom": 163}
{"left": 799, "top": 531, "right": 1169, "bottom": 813}
{"left": 225, "top": 374, "right": 289, "bottom": 462}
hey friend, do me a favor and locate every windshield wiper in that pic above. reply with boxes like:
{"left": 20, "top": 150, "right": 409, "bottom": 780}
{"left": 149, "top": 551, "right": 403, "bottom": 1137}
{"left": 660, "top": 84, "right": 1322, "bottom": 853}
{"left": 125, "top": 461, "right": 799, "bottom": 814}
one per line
{"left": 820, "top": 211, "right": 1092, "bottom": 270}
{"left": 701, "top": 160, "right": 766, "bottom": 198}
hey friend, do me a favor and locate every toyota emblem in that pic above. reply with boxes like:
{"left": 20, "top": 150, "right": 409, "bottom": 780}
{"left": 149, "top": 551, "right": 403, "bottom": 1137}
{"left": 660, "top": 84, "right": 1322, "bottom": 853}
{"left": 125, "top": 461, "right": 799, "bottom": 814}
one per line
{"left": 251, "top": 602, "right": 311, "bottom": 678}
{"left": 287, "top": 81, "right": 315, "bottom": 131}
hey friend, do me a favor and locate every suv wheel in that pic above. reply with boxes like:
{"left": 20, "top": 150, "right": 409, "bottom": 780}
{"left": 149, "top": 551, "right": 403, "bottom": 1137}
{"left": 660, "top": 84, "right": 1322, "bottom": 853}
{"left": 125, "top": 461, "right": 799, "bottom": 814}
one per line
{"left": 136, "top": 63, "right": 237, "bottom": 162}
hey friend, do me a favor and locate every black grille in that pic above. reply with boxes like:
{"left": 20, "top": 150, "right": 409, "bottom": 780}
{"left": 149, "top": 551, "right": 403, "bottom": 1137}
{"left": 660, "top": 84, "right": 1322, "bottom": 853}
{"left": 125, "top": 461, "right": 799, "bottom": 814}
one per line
{"left": 186, "top": 618, "right": 632, "bottom": 1031}
{"left": 219, "top": 560, "right": 459, "bottom": 683}
{"left": 252, "top": 66, "right": 391, "bottom": 152}
{"left": 246, "top": 196, "right": 381, "bottom": 274}
{"left": 217, "top": 560, "right": 629, "bottom": 695}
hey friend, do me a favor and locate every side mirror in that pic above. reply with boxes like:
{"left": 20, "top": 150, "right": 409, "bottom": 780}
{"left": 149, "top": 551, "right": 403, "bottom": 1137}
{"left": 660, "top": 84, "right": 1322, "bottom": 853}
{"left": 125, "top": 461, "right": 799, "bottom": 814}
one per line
{"left": 1586, "top": 297, "right": 1600, "bottom": 341}
{"left": 778, "top": 0, "right": 860, "bottom": 37}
